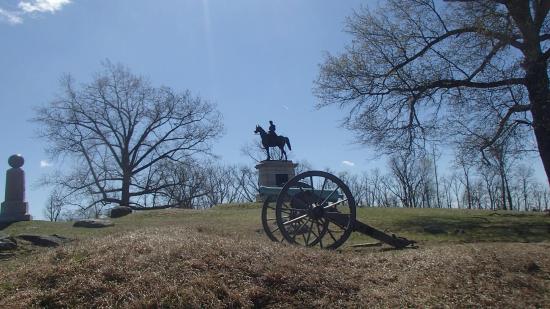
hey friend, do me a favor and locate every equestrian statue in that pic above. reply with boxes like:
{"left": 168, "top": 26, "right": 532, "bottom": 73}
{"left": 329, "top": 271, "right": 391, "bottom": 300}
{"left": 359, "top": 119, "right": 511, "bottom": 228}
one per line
{"left": 254, "top": 121, "right": 292, "bottom": 161}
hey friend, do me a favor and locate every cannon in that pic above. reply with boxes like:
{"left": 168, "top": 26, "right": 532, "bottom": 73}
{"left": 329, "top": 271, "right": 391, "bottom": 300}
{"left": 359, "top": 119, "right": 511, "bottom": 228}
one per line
{"left": 260, "top": 171, "right": 416, "bottom": 249}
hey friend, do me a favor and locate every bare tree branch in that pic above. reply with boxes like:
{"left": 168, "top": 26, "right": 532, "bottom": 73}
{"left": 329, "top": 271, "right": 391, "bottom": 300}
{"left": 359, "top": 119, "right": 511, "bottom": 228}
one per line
{"left": 34, "top": 62, "right": 223, "bottom": 208}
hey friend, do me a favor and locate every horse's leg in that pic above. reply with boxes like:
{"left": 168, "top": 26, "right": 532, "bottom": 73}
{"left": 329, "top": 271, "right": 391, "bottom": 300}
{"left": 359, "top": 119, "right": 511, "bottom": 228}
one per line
{"left": 280, "top": 145, "right": 286, "bottom": 161}
{"left": 266, "top": 147, "right": 271, "bottom": 160}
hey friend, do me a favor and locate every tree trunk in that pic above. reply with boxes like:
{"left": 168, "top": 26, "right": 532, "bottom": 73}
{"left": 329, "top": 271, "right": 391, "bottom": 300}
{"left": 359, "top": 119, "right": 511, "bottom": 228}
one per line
{"left": 463, "top": 166, "right": 472, "bottom": 210}
{"left": 525, "top": 50, "right": 550, "bottom": 186}
{"left": 121, "top": 173, "right": 131, "bottom": 206}
{"left": 120, "top": 146, "right": 131, "bottom": 206}
{"left": 531, "top": 103, "right": 550, "bottom": 187}
{"left": 500, "top": 174, "right": 507, "bottom": 211}
{"left": 504, "top": 175, "right": 513, "bottom": 211}
{"left": 433, "top": 148, "right": 441, "bottom": 208}
{"left": 528, "top": 178, "right": 529, "bottom": 211}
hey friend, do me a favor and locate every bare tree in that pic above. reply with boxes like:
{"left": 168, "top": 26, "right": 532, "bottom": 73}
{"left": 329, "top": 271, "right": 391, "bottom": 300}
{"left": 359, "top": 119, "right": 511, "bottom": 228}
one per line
{"left": 530, "top": 182, "right": 550, "bottom": 211}
{"left": 470, "top": 179, "right": 486, "bottom": 209}
{"left": 365, "top": 169, "right": 381, "bottom": 207}
{"left": 43, "top": 188, "right": 65, "bottom": 222}
{"left": 432, "top": 145, "right": 443, "bottom": 208}
{"left": 514, "top": 164, "right": 531, "bottom": 210}
{"left": 441, "top": 176, "right": 454, "bottom": 208}
{"left": 450, "top": 173, "right": 464, "bottom": 208}
{"left": 380, "top": 174, "right": 401, "bottom": 207}
{"left": 418, "top": 156, "right": 436, "bottom": 208}
{"left": 455, "top": 156, "right": 474, "bottom": 209}
{"left": 156, "top": 160, "right": 210, "bottom": 209}
{"left": 387, "top": 152, "right": 429, "bottom": 208}
{"left": 34, "top": 62, "right": 222, "bottom": 209}
{"left": 240, "top": 140, "right": 265, "bottom": 163}
{"left": 315, "top": 0, "right": 550, "bottom": 184}
{"left": 294, "top": 160, "right": 313, "bottom": 175}
{"left": 486, "top": 142, "right": 516, "bottom": 210}
{"left": 204, "top": 164, "right": 241, "bottom": 206}
{"left": 338, "top": 171, "right": 366, "bottom": 206}
{"left": 479, "top": 165, "right": 499, "bottom": 210}
{"left": 234, "top": 165, "right": 260, "bottom": 202}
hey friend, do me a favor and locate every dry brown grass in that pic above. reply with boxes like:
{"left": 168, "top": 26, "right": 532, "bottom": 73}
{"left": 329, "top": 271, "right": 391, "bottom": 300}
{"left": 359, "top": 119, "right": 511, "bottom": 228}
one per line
{"left": 1, "top": 225, "right": 549, "bottom": 308}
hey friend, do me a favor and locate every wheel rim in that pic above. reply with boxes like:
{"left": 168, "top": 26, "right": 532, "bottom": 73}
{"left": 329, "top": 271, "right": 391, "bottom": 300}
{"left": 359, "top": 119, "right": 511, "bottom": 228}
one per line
{"left": 261, "top": 195, "right": 284, "bottom": 242}
{"left": 275, "top": 171, "right": 356, "bottom": 249}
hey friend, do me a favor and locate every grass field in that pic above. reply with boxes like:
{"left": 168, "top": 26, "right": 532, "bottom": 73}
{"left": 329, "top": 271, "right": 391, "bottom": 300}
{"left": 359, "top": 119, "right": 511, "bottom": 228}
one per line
{"left": 1, "top": 204, "right": 549, "bottom": 307}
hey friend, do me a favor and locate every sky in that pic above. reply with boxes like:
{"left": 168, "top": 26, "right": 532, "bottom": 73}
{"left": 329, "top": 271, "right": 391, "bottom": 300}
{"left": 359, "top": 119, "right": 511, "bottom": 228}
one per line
{"left": 0, "top": 0, "right": 546, "bottom": 219}
{"left": 0, "top": 0, "right": 383, "bottom": 219}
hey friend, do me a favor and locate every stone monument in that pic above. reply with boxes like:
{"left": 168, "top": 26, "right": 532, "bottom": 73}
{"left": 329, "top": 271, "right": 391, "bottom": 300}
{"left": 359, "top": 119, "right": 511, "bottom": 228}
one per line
{"left": 253, "top": 121, "right": 297, "bottom": 188}
{"left": 0, "top": 155, "right": 32, "bottom": 223}
{"left": 255, "top": 160, "right": 298, "bottom": 187}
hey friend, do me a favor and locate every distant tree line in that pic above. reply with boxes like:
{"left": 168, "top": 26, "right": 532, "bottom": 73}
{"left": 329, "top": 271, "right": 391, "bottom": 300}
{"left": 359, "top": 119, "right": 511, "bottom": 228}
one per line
{"left": 337, "top": 150, "right": 549, "bottom": 211}
{"left": 43, "top": 161, "right": 260, "bottom": 221}
{"left": 45, "top": 147, "right": 549, "bottom": 221}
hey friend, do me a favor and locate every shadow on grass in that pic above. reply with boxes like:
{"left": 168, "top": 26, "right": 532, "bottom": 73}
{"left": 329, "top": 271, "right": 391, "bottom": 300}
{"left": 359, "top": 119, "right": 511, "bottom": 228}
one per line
{"left": 0, "top": 222, "right": 14, "bottom": 231}
{"left": 394, "top": 215, "right": 550, "bottom": 243}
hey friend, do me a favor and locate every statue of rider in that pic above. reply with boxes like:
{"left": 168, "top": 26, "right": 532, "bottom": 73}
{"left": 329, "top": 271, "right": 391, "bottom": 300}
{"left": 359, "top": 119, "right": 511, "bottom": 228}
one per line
{"left": 268, "top": 120, "right": 277, "bottom": 142}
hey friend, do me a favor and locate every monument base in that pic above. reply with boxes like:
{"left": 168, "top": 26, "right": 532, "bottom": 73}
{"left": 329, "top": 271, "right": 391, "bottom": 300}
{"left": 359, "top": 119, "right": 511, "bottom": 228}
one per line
{"left": 0, "top": 201, "right": 32, "bottom": 222}
{"left": 255, "top": 160, "right": 298, "bottom": 187}
{"left": 0, "top": 214, "right": 32, "bottom": 223}
{"left": 255, "top": 160, "right": 298, "bottom": 202}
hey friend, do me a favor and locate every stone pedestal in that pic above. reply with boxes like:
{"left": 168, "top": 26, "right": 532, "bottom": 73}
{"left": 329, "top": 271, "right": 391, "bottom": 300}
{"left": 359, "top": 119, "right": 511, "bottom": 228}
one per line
{"left": 0, "top": 201, "right": 32, "bottom": 222}
{"left": 0, "top": 155, "right": 32, "bottom": 223}
{"left": 255, "top": 160, "right": 298, "bottom": 187}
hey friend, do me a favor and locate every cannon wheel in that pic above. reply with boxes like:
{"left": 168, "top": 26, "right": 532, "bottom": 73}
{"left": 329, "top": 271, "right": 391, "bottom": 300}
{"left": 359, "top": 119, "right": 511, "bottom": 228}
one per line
{"left": 275, "top": 171, "right": 356, "bottom": 249}
{"left": 261, "top": 195, "right": 284, "bottom": 242}
{"left": 261, "top": 181, "right": 315, "bottom": 242}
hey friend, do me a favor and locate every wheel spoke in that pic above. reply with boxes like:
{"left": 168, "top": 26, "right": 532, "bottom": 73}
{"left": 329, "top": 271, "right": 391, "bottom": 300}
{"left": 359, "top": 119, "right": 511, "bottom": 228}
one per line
{"left": 282, "top": 213, "right": 308, "bottom": 225}
{"left": 326, "top": 225, "right": 338, "bottom": 242}
{"left": 320, "top": 187, "right": 339, "bottom": 206}
{"left": 262, "top": 199, "right": 283, "bottom": 243}
{"left": 315, "top": 221, "right": 324, "bottom": 248}
{"left": 321, "top": 217, "right": 345, "bottom": 235}
{"left": 323, "top": 198, "right": 348, "bottom": 209}
{"left": 320, "top": 178, "right": 328, "bottom": 197}
{"left": 301, "top": 228, "right": 308, "bottom": 244}
{"left": 309, "top": 222, "right": 320, "bottom": 239}
{"left": 305, "top": 219, "right": 315, "bottom": 245}
{"left": 328, "top": 219, "right": 347, "bottom": 230}
{"left": 291, "top": 219, "right": 309, "bottom": 241}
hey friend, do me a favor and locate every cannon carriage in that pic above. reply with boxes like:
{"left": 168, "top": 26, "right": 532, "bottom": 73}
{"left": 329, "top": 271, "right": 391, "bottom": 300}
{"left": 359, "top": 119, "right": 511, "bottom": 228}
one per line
{"left": 260, "top": 171, "right": 415, "bottom": 250}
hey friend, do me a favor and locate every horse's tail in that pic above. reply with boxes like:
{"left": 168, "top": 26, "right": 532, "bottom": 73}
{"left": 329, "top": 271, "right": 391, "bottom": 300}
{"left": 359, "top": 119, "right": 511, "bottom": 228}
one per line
{"left": 285, "top": 137, "right": 292, "bottom": 151}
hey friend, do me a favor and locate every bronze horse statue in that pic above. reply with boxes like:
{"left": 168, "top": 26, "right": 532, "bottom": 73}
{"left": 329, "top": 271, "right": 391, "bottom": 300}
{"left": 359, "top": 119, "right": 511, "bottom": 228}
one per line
{"left": 254, "top": 125, "right": 292, "bottom": 160}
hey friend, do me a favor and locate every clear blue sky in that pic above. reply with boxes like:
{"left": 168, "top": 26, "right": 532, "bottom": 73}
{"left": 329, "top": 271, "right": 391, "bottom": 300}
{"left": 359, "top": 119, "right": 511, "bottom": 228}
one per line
{"left": 0, "top": 0, "right": 546, "bottom": 219}
{"left": 0, "top": 0, "right": 387, "bottom": 219}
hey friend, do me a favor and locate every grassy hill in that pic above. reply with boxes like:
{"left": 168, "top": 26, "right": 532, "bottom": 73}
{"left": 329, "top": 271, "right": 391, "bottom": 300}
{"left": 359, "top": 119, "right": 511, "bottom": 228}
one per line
{"left": 1, "top": 204, "right": 549, "bottom": 307}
